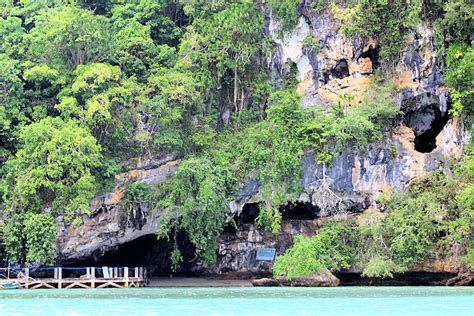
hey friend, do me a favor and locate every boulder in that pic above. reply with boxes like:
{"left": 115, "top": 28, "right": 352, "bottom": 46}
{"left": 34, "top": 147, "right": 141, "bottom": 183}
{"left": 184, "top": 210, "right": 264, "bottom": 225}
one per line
{"left": 446, "top": 272, "right": 474, "bottom": 286}
{"left": 251, "top": 278, "right": 280, "bottom": 287}
{"left": 278, "top": 271, "right": 340, "bottom": 287}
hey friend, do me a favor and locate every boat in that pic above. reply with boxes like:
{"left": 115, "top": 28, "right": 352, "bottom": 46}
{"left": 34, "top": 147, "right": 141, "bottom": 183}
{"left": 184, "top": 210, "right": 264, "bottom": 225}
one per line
{"left": 0, "top": 273, "right": 38, "bottom": 290}
{"left": 0, "top": 278, "right": 39, "bottom": 289}
{"left": 0, "top": 280, "right": 21, "bottom": 289}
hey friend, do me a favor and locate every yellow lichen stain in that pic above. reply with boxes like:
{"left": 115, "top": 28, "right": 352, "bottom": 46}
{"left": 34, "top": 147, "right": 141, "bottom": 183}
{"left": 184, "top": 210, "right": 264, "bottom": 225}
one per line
{"left": 393, "top": 69, "right": 419, "bottom": 90}
{"left": 318, "top": 75, "right": 373, "bottom": 105}
{"left": 350, "top": 57, "right": 372, "bottom": 75}
{"left": 392, "top": 125, "right": 426, "bottom": 186}
{"left": 412, "top": 259, "right": 457, "bottom": 273}
{"left": 352, "top": 158, "right": 361, "bottom": 189}
{"left": 102, "top": 159, "right": 182, "bottom": 206}
{"left": 296, "top": 75, "right": 313, "bottom": 96}
{"left": 108, "top": 186, "right": 126, "bottom": 205}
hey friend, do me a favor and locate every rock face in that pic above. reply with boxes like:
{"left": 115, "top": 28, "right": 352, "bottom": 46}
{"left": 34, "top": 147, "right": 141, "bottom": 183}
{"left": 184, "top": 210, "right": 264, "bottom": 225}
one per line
{"left": 56, "top": 7, "right": 466, "bottom": 278}
{"left": 446, "top": 272, "right": 474, "bottom": 286}
{"left": 56, "top": 158, "right": 179, "bottom": 263}
{"left": 203, "top": 219, "right": 325, "bottom": 275}
{"left": 227, "top": 8, "right": 465, "bottom": 216}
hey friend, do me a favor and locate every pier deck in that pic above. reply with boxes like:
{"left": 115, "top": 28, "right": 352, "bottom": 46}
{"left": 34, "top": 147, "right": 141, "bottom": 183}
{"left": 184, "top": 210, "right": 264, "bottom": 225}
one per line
{"left": 4, "top": 267, "right": 148, "bottom": 289}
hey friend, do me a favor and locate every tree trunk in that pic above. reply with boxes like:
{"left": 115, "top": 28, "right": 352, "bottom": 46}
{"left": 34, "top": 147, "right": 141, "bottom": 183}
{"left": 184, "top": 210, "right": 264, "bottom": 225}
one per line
{"left": 234, "top": 65, "right": 238, "bottom": 113}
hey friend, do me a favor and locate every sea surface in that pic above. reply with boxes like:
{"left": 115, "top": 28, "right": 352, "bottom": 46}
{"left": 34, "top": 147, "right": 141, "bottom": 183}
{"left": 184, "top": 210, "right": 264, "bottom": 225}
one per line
{"left": 0, "top": 286, "right": 473, "bottom": 315}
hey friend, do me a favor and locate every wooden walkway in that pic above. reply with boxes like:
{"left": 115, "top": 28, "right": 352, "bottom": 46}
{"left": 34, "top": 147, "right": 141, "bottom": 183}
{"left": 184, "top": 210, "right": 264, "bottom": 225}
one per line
{"left": 20, "top": 267, "right": 148, "bottom": 289}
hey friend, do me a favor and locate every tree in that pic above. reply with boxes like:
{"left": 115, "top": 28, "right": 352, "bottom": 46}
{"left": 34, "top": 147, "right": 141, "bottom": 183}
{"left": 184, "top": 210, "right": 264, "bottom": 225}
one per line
{"left": 28, "top": 6, "right": 115, "bottom": 69}
{"left": 444, "top": 43, "right": 473, "bottom": 116}
{"left": 179, "top": 0, "right": 227, "bottom": 19}
{"left": 156, "top": 155, "right": 235, "bottom": 263}
{"left": 3, "top": 212, "right": 56, "bottom": 265}
{"left": 5, "top": 117, "right": 102, "bottom": 218}
{"left": 0, "top": 54, "right": 26, "bottom": 152}
{"left": 179, "top": 2, "right": 267, "bottom": 117}
{"left": 435, "top": 0, "right": 474, "bottom": 45}
{"left": 273, "top": 221, "right": 355, "bottom": 280}
{"left": 56, "top": 63, "right": 123, "bottom": 132}
{"left": 114, "top": 19, "right": 176, "bottom": 78}
{"left": 0, "top": 16, "right": 26, "bottom": 59}
{"left": 110, "top": 0, "right": 184, "bottom": 47}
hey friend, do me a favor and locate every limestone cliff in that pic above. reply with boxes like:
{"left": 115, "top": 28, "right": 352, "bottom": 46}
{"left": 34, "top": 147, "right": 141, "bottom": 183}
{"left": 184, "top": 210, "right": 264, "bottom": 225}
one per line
{"left": 56, "top": 9, "right": 466, "bottom": 281}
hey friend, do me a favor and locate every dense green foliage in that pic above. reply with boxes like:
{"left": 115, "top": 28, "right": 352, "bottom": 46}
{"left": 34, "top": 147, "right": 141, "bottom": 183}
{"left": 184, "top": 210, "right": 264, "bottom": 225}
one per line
{"left": 274, "top": 143, "right": 474, "bottom": 279}
{"left": 156, "top": 156, "right": 235, "bottom": 263}
{"left": 444, "top": 43, "right": 473, "bottom": 116}
{"left": 434, "top": 0, "right": 473, "bottom": 46}
{"left": 4, "top": 117, "right": 102, "bottom": 218}
{"left": 3, "top": 212, "right": 56, "bottom": 265}
{"left": 273, "top": 221, "right": 355, "bottom": 279}
{"left": 434, "top": 0, "right": 474, "bottom": 117}
{"left": 330, "top": 0, "right": 421, "bottom": 63}
{"left": 120, "top": 182, "right": 151, "bottom": 216}
{"left": 0, "top": 0, "right": 471, "bottom": 271}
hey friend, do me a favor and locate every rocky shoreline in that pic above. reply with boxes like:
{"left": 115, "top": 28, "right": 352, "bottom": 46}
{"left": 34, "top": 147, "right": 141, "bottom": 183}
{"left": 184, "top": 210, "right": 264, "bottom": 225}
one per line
{"left": 145, "top": 271, "right": 473, "bottom": 288}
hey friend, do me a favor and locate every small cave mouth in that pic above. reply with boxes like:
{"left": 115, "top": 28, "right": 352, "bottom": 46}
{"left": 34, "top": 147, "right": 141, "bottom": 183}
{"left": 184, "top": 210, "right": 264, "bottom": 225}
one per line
{"left": 413, "top": 114, "right": 449, "bottom": 153}
{"left": 402, "top": 94, "right": 451, "bottom": 153}
{"left": 233, "top": 201, "right": 320, "bottom": 227}
{"left": 280, "top": 202, "right": 319, "bottom": 221}
{"left": 233, "top": 203, "right": 261, "bottom": 226}
{"left": 358, "top": 45, "right": 380, "bottom": 70}
{"left": 321, "top": 71, "right": 330, "bottom": 85}
{"left": 331, "top": 59, "right": 350, "bottom": 79}
{"left": 63, "top": 232, "right": 198, "bottom": 277}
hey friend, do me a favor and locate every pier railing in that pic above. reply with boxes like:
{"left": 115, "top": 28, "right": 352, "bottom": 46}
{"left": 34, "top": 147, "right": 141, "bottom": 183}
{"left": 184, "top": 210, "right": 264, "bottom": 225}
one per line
{"left": 1, "top": 266, "right": 148, "bottom": 289}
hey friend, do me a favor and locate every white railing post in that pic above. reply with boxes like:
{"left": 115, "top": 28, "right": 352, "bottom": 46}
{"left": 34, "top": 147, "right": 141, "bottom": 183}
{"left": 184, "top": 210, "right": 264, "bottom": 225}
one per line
{"left": 58, "top": 268, "right": 63, "bottom": 289}
{"left": 25, "top": 268, "right": 30, "bottom": 289}
{"left": 91, "top": 267, "right": 96, "bottom": 288}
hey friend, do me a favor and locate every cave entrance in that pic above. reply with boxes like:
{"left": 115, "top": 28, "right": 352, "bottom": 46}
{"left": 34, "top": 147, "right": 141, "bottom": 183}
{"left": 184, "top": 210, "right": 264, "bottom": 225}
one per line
{"left": 281, "top": 201, "right": 319, "bottom": 220}
{"left": 233, "top": 201, "right": 319, "bottom": 227}
{"left": 331, "top": 59, "right": 350, "bottom": 79}
{"left": 413, "top": 113, "right": 449, "bottom": 153}
{"left": 402, "top": 93, "right": 450, "bottom": 153}
{"left": 64, "top": 232, "right": 197, "bottom": 277}
{"left": 239, "top": 203, "right": 260, "bottom": 224}
{"left": 359, "top": 45, "right": 380, "bottom": 70}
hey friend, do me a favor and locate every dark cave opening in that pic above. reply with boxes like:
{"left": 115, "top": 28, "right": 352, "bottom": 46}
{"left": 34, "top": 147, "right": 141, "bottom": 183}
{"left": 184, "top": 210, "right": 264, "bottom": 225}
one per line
{"left": 64, "top": 232, "right": 198, "bottom": 277}
{"left": 402, "top": 94, "right": 450, "bottom": 153}
{"left": 331, "top": 59, "right": 350, "bottom": 79}
{"left": 233, "top": 201, "right": 319, "bottom": 227}
{"left": 322, "top": 71, "right": 330, "bottom": 85}
{"left": 239, "top": 203, "right": 260, "bottom": 224}
{"left": 280, "top": 201, "right": 319, "bottom": 220}
{"left": 358, "top": 45, "right": 380, "bottom": 70}
{"left": 413, "top": 117, "right": 449, "bottom": 153}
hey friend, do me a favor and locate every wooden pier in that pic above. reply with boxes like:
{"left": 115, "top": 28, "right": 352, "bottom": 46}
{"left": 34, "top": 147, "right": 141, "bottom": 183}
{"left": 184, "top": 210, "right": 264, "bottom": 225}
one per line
{"left": 19, "top": 267, "right": 148, "bottom": 289}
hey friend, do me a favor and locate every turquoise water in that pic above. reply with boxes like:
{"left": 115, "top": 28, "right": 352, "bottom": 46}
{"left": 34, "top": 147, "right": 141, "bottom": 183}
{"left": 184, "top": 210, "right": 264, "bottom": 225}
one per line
{"left": 0, "top": 287, "right": 473, "bottom": 315}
